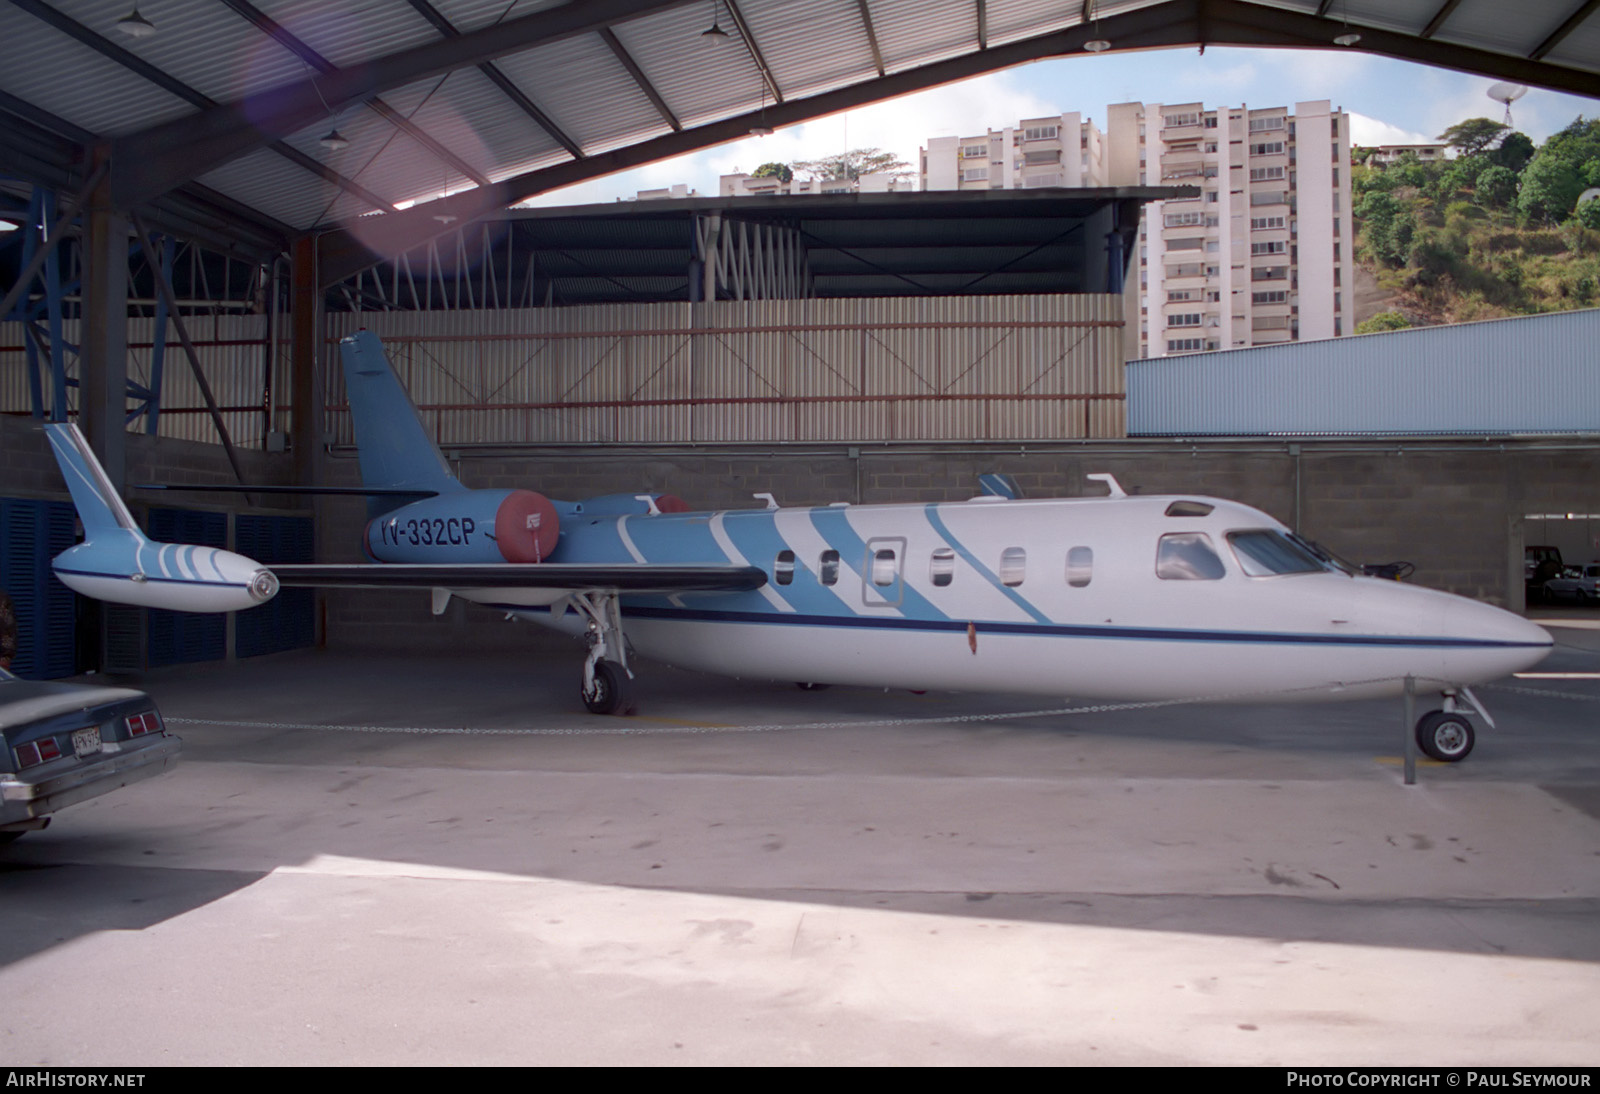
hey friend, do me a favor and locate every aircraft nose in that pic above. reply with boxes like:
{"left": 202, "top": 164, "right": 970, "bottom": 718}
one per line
{"left": 1441, "top": 595, "right": 1553, "bottom": 676}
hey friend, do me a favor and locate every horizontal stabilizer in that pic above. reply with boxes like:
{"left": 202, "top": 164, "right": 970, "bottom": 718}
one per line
{"left": 133, "top": 484, "right": 440, "bottom": 498}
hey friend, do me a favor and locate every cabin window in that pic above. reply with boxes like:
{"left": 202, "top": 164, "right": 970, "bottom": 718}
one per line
{"left": 774, "top": 550, "right": 796, "bottom": 585}
{"left": 819, "top": 549, "right": 840, "bottom": 586}
{"left": 1156, "top": 533, "right": 1226, "bottom": 580}
{"left": 999, "top": 547, "right": 1027, "bottom": 587}
{"left": 930, "top": 547, "right": 956, "bottom": 586}
{"left": 1227, "top": 530, "right": 1327, "bottom": 576}
{"left": 871, "top": 548, "right": 898, "bottom": 586}
{"left": 1066, "top": 546, "right": 1093, "bottom": 587}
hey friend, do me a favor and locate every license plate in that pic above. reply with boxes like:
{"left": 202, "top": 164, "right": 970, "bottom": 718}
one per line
{"left": 71, "top": 727, "right": 102, "bottom": 758}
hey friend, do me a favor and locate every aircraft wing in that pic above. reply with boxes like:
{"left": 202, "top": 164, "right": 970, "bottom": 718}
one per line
{"left": 267, "top": 562, "right": 768, "bottom": 593}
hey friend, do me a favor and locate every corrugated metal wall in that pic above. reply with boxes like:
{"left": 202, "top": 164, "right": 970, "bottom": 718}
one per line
{"left": 0, "top": 314, "right": 284, "bottom": 448}
{"left": 1128, "top": 308, "right": 1600, "bottom": 436}
{"left": 325, "top": 294, "right": 1127, "bottom": 444}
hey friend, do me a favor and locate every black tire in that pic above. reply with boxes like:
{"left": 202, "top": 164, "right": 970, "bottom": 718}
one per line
{"left": 0, "top": 831, "right": 23, "bottom": 847}
{"left": 583, "top": 660, "right": 636, "bottom": 716}
{"left": 1416, "top": 710, "right": 1475, "bottom": 762}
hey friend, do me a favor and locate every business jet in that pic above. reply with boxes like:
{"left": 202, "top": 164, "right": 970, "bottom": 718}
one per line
{"left": 42, "top": 330, "right": 1552, "bottom": 762}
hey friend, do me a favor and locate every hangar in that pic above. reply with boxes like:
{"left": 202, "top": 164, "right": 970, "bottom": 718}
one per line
{"left": 3, "top": 0, "right": 1600, "bottom": 672}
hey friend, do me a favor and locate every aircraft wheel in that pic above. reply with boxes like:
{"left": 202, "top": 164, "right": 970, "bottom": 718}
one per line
{"left": 583, "top": 660, "right": 636, "bottom": 716}
{"left": 794, "top": 681, "right": 831, "bottom": 691}
{"left": 0, "top": 831, "right": 24, "bottom": 847}
{"left": 1415, "top": 710, "right": 1475, "bottom": 762}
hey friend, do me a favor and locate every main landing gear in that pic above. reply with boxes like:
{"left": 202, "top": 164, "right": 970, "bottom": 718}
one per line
{"left": 570, "top": 591, "right": 636, "bottom": 715}
{"left": 1413, "top": 688, "right": 1490, "bottom": 762}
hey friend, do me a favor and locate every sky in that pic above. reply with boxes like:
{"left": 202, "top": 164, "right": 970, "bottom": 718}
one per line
{"left": 524, "top": 44, "right": 1600, "bottom": 207}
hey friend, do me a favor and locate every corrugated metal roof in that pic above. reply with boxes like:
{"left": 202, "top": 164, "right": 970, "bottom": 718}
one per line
{"left": 247, "top": 0, "right": 442, "bottom": 72}
{"left": 492, "top": 31, "right": 667, "bottom": 154}
{"left": 1127, "top": 309, "right": 1600, "bottom": 437}
{"left": 3, "top": 0, "right": 1598, "bottom": 251}
{"left": 608, "top": 4, "right": 770, "bottom": 130}
{"left": 0, "top": 4, "right": 194, "bottom": 136}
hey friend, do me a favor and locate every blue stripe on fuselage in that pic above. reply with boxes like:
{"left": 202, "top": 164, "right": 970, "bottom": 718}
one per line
{"left": 716, "top": 509, "right": 846, "bottom": 616}
{"left": 807, "top": 506, "right": 948, "bottom": 621}
{"left": 922, "top": 503, "right": 1051, "bottom": 625}
{"left": 598, "top": 605, "right": 1549, "bottom": 650}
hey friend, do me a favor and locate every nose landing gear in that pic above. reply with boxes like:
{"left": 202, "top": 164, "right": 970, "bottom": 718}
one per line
{"left": 1415, "top": 709, "right": 1475, "bottom": 761}
{"left": 1413, "top": 687, "right": 1492, "bottom": 763}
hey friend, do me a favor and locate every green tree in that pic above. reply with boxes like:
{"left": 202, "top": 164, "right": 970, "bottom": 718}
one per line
{"left": 1518, "top": 154, "right": 1585, "bottom": 224}
{"left": 1475, "top": 164, "right": 1518, "bottom": 208}
{"left": 1355, "top": 311, "right": 1411, "bottom": 334}
{"left": 1518, "top": 117, "right": 1600, "bottom": 224}
{"left": 1357, "top": 190, "right": 1413, "bottom": 266}
{"left": 1490, "top": 132, "right": 1534, "bottom": 173}
{"left": 791, "top": 147, "right": 913, "bottom": 181}
{"left": 1577, "top": 196, "right": 1600, "bottom": 231}
{"left": 752, "top": 162, "right": 793, "bottom": 183}
{"left": 1438, "top": 118, "right": 1508, "bottom": 157}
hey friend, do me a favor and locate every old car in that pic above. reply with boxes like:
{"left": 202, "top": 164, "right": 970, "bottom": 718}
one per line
{"left": 1, "top": 667, "right": 180, "bottom": 844}
{"left": 1543, "top": 562, "right": 1600, "bottom": 605}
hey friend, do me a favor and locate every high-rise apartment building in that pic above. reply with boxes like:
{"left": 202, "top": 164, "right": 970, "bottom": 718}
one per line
{"left": 719, "top": 170, "right": 912, "bottom": 197}
{"left": 922, "top": 100, "right": 1354, "bottom": 358}
{"left": 920, "top": 113, "right": 1107, "bottom": 191}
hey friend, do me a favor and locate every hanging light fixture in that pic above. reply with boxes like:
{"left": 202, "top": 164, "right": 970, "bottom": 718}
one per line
{"left": 749, "top": 81, "right": 773, "bottom": 136}
{"left": 701, "top": 1, "right": 730, "bottom": 39}
{"left": 1082, "top": 1, "right": 1110, "bottom": 52}
{"left": 115, "top": 6, "right": 156, "bottom": 38}
{"left": 320, "top": 129, "right": 350, "bottom": 151}
{"left": 1333, "top": 0, "right": 1361, "bottom": 46}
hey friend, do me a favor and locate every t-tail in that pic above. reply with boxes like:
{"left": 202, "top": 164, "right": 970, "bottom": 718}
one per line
{"left": 339, "top": 330, "right": 464, "bottom": 515}
{"left": 44, "top": 423, "right": 279, "bottom": 612}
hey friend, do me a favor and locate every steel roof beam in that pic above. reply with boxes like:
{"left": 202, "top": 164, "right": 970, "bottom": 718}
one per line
{"left": 110, "top": 0, "right": 697, "bottom": 207}
{"left": 220, "top": 0, "right": 494, "bottom": 190}
{"left": 724, "top": 1, "right": 784, "bottom": 103}
{"left": 8, "top": 0, "right": 396, "bottom": 216}
{"left": 1420, "top": 0, "right": 1466, "bottom": 38}
{"left": 0, "top": 89, "right": 291, "bottom": 256}
{"left": 406, "top": 0, "right": 587, "bottom": 157}
{"left": 858, "top": 1, "right": 887, "bottom": 75}
{"left": 1532, "top": 0, "right": 1600, "bottom": 61}
{"left": 599, "top": 27, "right": 682, "bottom": 131}
{"left": 317, "top": 0, "right": 1600, "bottom": 283}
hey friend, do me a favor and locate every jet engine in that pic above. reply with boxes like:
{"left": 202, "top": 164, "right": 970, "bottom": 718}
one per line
{"left": 364, "top": 489, "right": 561, "bottom": 564}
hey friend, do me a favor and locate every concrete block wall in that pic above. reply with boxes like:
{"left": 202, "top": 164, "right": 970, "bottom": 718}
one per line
{"left": 2, "top": 413, "right": 300, "bottom": 508}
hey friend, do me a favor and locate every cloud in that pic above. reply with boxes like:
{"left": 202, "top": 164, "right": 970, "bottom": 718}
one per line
{"left": 1347, "top": 112, "right": 1432, "bottom": 147}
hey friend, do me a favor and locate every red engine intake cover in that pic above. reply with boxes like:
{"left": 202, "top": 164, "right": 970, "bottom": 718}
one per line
{"left": 495, "top": 490, "right": 561, "bottom": 562}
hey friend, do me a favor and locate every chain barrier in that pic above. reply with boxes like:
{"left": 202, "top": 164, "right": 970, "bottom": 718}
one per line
{"left": 1483, "top": 682, "right": 1600, "bottom": 703}
{"left": 164, "top": 673, "right": 1487, "bottom": 738}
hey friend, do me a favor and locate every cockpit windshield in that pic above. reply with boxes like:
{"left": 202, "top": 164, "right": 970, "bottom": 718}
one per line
{"left": 1227, "top": 530, "right": 1334, "bottom": 577}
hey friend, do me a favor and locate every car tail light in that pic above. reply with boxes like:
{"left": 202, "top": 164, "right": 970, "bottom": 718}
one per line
{"left": 126, "top": 710, "right": 164, "bottom": 737}
{"left": 16, "top": 738, "right": 62, "bottom": 768}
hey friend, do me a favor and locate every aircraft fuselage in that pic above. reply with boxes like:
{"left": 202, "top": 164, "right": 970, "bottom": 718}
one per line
{"left": 455, "top": 493, "right": 1551, "bottom": 703}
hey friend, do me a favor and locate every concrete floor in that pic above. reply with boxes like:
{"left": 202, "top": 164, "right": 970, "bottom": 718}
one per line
{"left": 2, "top": 616, "right": 1599, "bottom": 1066}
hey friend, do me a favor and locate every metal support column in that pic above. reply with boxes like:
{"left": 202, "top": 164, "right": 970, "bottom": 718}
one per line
{"left": 80, "top": 148, "right": 129, "bottom": 491}
{"left": 146, "top": 234, "right": 174, "bottom": 434}
{"left": 291, "top": 234, "right": 322, "bottom": 484}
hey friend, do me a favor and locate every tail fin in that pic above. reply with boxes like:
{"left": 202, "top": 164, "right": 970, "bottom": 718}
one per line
{"left": 340, "top": 330, "right": 463, "bottom": 497}
{"left": 44, "top": 424, "right": 147, "bottom": 541}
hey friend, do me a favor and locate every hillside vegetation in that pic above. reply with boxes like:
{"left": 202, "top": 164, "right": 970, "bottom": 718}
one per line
{"left": 1352, "top": 116, "right": 1600, "bottom": 331}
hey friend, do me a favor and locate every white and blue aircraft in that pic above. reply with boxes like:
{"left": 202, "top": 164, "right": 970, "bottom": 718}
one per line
{"left": 43, "top": 330, "right": 1553, "bottom": 761}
